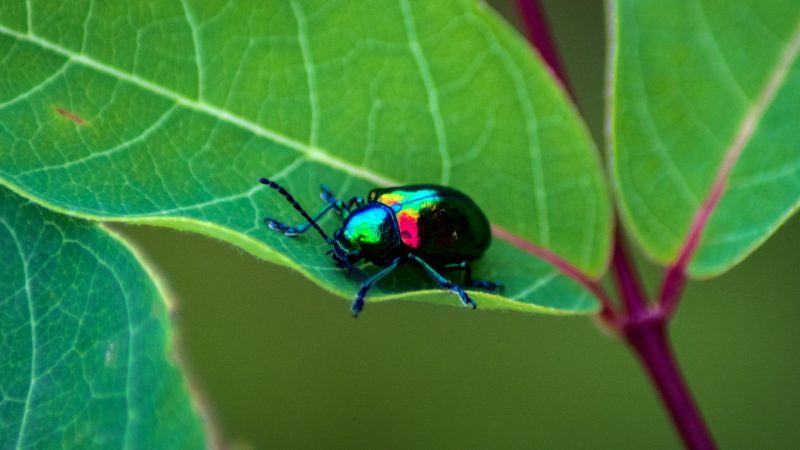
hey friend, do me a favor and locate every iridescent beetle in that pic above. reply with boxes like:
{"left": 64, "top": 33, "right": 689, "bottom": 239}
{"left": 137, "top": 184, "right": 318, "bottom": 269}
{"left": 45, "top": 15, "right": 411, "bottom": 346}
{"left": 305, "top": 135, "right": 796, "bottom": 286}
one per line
{"left": 258, "top": 178, "right": 501, "bottom": 316}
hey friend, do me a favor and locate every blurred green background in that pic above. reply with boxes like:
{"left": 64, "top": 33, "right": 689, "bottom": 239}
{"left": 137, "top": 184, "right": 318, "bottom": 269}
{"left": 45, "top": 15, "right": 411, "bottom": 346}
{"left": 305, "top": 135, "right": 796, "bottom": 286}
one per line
{"left": 114, "top": 1, "right": 800, "bottom": 448}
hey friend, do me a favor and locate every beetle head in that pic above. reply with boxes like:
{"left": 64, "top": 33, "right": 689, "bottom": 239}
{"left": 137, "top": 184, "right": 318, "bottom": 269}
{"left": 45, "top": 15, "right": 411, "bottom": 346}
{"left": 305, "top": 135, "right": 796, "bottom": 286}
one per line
{"left": 330, "top": 229, "right": 361, "bottom": 267}
{"left": 333, "top": 204, "right": 400, "bottom": 263}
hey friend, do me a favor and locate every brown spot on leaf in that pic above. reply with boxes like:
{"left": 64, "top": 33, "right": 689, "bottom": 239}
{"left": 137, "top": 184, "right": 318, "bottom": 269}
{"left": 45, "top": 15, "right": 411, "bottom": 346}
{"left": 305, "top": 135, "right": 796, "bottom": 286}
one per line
{"left": 54, "top": 106, "right": 86, "bottom": 125}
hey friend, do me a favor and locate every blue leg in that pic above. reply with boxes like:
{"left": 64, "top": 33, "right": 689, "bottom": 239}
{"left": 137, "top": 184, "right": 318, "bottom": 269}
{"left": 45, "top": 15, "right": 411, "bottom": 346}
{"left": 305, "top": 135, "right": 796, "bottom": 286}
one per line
{"left": 320, "top": 184, "right": 338, "bottom": 203}
{"left": 351, "top": 257, "right": 402, "bottom": 317}
{"left": 338, "top": 197, "right": 365, "bottom": 219}
{"left": 441, "top": 261, "right": 503, "bottom": 292}
{"left": 267, "top": 185, "right": 364, "bottom": 236}
{"left": 320, "top": 185, "right": 364, "bottom": 218}
{"left": 409, "top": 255, "right": 477, "bottom": 309}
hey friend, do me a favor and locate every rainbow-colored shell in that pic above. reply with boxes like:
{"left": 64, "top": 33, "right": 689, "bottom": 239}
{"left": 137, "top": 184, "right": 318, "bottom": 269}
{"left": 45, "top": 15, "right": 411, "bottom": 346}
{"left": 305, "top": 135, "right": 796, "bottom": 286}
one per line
{"left": 341, "top": 185, "right": 491, "bottom": 265}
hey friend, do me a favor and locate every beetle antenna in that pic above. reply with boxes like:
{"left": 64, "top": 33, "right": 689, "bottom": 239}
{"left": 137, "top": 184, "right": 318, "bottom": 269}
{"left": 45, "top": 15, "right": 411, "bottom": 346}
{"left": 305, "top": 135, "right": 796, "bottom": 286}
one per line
{"left": 258, "top": 177, "right": 330, "bottom": 242}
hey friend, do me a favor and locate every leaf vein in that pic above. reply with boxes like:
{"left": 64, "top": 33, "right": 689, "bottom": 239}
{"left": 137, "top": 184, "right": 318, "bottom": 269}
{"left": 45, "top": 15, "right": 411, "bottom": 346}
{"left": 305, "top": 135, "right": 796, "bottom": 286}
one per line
{"left": 0, "top": 220, "right": 36, "bottom": 450}
{"left": 693, "top": 1, "right": 750, "bottom": 102}
{"left": 17, "top": 105, "right": 177, "bottom": 177}
{"left": 465, "top": 11, "right": 550, "bottom": 246}
{"left": 25, "top": 0, "right": 33, "bottom": 34}
{"left": 510, "top": 270, "right": 558, "bottom": 299}
{"left": 674, "top": 17, "right": 800, "bottom": 268}
{"left": 0, "top": 61, "right": 71, "bottom": 110}
{"left": 0, "top": 24, "right": 394, "bottom": 187}
{"left": 290, "top": 0, "right": 320, "bottom": 147}
{"left": 630, "top": 8, "right": 698, "bottom": 204}
{"left": 399, "top": 0, "right": 451, "bottom": 184}
{"left": 179, "top": 0, "right": 205, "bottom": 101}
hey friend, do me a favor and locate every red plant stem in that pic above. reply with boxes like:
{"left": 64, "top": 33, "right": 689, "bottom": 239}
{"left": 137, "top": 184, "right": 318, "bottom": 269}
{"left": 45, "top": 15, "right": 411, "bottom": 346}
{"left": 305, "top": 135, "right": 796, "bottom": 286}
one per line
{"left": 659, "top": 264, "right": 688, "bottom": 318}
{"left": 624, "top": 317, "right": 717, "bottom": 450}
{"left": 516, "top": 1, "right": 717, "bottom": 448}
{"left": 514, "top": 0, "right": 572, "bottom": 94}
{"left": 610, "top": 227, "right": 648, "bottom": 319}
{"left": 612, "top": 233, "right": 715, "bottom": 449}
{"left": 657, "top": 167, "right": 720, "bottom": 318}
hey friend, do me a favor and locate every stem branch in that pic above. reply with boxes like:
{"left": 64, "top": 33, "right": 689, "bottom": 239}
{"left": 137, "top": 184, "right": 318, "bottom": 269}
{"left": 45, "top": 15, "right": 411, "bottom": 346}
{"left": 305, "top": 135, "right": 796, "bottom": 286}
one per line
{"left": 515, "top": 1, "right": 718, "bottom": 448}
{"left": 624, "top": 317, "right": 716, "bottom": 450}
{"left": 610, "top": 227, "right": 648, "bottom": 319}
{"left": 658, "top": 264, "right": 688, "bottom": 318}
{"left": 515, "top": 0, "right": 571, "bottom": 91}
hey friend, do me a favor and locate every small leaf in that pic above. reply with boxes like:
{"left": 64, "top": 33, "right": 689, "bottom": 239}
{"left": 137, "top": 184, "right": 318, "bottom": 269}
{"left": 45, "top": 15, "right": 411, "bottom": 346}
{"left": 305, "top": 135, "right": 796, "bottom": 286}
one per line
{"left": 0, "top": 0, "right": 610, "bottom": 313}
{"left": 610, "top": 0, "right": 800, "bottom": 276}
{"left": 0, "top": 188, "right": 206, "bottom": 448}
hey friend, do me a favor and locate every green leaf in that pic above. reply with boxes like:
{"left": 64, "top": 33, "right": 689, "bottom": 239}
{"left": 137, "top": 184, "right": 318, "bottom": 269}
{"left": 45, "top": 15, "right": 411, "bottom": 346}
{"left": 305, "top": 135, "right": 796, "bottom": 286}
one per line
{"left": 0, "top": 188, "right": 206, "bottom": 448}
{"left": 0, "top": 0, "right": 610, "bottom": 313}
{"left": 610, "top": 0, "right": 800, "bottom": 277}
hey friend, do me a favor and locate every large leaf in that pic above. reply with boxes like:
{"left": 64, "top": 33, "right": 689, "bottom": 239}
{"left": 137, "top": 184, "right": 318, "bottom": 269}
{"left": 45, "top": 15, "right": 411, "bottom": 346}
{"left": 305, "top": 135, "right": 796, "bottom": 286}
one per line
{"left": 0, "top": 188, "right": 206, "bottom": 448}
{"left": 611, "top": 0, "right": 800, "bottom": 277}
{"left": 0, "top": 0, "right": 610, "bottom": 313}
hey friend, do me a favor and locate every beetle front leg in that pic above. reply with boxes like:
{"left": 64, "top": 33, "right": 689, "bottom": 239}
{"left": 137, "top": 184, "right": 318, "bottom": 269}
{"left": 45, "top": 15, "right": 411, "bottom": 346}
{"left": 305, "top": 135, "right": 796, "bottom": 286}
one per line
{"left": 351, "top": 257, "right": 402, "bottom": 317}
{"left": 408, "top": 254, "right": 477, "bottom": 309}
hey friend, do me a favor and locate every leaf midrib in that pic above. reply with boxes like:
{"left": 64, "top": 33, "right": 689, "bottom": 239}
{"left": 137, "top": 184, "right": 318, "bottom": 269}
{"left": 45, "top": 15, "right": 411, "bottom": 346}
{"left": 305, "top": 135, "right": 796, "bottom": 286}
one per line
{"left": 0, "top": 25, "right": 396, "bottom": 187}
{"left": 0, "top": 24, "right": 599, "bottom": 288}
{"left": 399, "top": 0, "right": 451, "bottom": 185}
{"left": 672, "top": 17, "right": 800, "bottom": 273}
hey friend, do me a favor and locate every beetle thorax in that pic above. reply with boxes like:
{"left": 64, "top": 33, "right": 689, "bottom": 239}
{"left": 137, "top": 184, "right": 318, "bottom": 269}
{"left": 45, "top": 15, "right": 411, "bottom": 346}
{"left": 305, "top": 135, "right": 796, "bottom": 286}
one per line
{"left": 336, "top": 204, "right": 401, "bottom": 262}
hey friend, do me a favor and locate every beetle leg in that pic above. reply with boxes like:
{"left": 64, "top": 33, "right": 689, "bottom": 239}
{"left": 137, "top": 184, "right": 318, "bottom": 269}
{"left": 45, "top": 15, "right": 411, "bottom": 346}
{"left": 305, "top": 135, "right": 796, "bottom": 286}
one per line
{"left": 469, "top": 279, "right": 504, "bottom": 292}
{"left": 440, "top": 261, "right": 504, "bottom": 293}
{"left": 351, "top": 257, "right": 402, "bottom": 317}
{"left": 330, "top": 248, "right": 365, "bottom": 280}
{"left": 440, "top": 261, "right": 469, "bottom": 277}
{"left": 319, "top": 184, "right": 338, "bottom": 203}
{"left": 319, "top": 185, "right": 364, "bottom": 218}
{"left": 336, "top": 197, "right": 365, "bottom": 219}
{"left": 408, "top": 254, "right": 477, "bottom": 310}
{"left": 264, "top": 202, "right": 338, "bottom": 236}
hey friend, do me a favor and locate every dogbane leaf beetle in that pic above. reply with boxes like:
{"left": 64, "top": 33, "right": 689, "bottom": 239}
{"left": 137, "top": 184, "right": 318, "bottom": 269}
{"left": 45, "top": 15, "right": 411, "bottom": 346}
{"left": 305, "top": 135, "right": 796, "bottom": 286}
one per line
{"left": 258, "top": 178, "right": 502, "bottom": 316}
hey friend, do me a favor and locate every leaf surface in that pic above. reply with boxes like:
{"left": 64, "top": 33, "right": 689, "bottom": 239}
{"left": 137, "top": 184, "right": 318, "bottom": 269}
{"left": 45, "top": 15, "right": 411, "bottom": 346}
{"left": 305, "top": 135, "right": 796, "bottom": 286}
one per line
{"left": 0, "top": 0, "right": 611, "bottom": 313}
{"left": 0, "top": 188, "right": 205, "bottom": 448}
{"left": 611, "top": 0, "right": 800, "bottom": 276}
